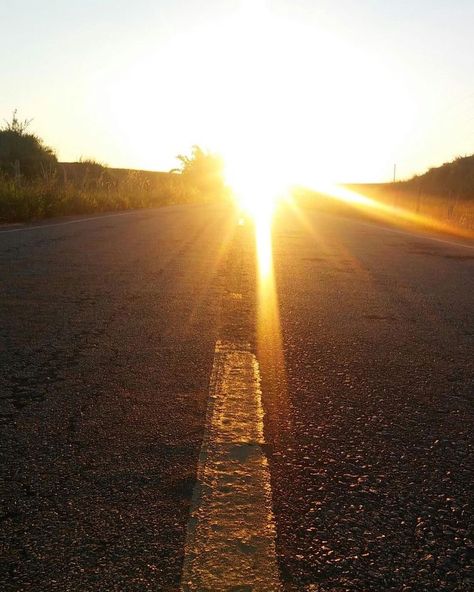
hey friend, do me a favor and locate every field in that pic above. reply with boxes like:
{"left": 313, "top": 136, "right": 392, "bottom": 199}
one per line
{"left": 2, "top": 155, "right": 474, "bottom": 240}
{"left": 349, "top": 183, "right": 474, "bottom": 233}
{"left": 0, "top": 162, "right": 216, "bottom": 223}
{"left": 295, "top": 155, "right": 474, "bottom": 238}
{"left": 294, "top": 184, "right": 474, "bottom": 241}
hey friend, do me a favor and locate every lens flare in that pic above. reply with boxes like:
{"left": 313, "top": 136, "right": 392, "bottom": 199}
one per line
{"left": 306, "top": 182, "right": 474, "bottom": 240}
{"left": 225, "top": 157, "right": 288, "bottom": 402}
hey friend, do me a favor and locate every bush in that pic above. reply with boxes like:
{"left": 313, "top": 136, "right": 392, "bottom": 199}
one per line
{"left": 0, "top": 116, "right": 230, "bottom": 222}
{"left": 0, "top": 111, "right": 57, "bottom": 179}
{"left": 403, "top": 154, "right": 474, "bottom": 201}
{"left": 175, "top": 145, "right": 228, "bottom": 199}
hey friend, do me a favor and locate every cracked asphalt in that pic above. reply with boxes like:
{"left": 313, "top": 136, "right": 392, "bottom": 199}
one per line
{"left": 0, "top": 203, "right": 472, "bottom": 591}
{"left": 0, "top": 205, "right": 235, "bottom": 591}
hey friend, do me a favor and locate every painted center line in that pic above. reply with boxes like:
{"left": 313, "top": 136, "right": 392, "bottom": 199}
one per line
{"left": 181, "top": 340, "right": 281, "bottom": 592}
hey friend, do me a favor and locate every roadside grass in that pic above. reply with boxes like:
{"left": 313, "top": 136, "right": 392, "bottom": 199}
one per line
{"left": 0, "top": 168, "right": 214, "bottom": 223}
{"left": 295, "top": 184, "right": 474, "bottom": 239}
{"left": 295, "top": 155, "right": 474, "bottom": 238}
{"left": 350, "top": 184, "right": 474, "bottom": 234}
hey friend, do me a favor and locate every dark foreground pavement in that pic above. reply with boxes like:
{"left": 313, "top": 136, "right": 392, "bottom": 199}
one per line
{"left": 0, "top": 205, "right": 237, "bottom": 591}
{"left": 1, "top": 203, "right": 473, "bottom": 591}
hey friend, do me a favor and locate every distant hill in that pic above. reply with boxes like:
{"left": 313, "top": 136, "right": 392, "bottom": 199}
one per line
{"left": 399, "top": 154, "right": 474, "bottom": 201}
{"left": 339, "top": 155, "right": 474, "bottom": 234}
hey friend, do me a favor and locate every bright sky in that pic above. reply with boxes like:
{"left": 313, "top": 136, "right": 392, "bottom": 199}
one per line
{"left": 1, "top": 0, "right": 473, "bottom": 184}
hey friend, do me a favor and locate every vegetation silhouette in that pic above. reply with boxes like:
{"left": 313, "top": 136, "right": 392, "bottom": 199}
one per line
{"left": 402, "top": 154, "right": 474, "bottom": 202}
{"left": 173, "top": 145, "right": 228, "bottom": 199}
{"left": 296, "top": 153, "right": 474, "bottom": 234}
{"left": 0, "top": 111, "right": 57, "bottom": 179}
{"left": 361, "top": 155, "right": 474, "bottom": 230}
{"left": 0, "top": 114, "right": 229, "bottom": 222}
{"left": 0, "top": 111, "right": 472, "bottom": 230}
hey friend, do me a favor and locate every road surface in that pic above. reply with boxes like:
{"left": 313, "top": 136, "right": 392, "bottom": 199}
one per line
{"left": 1, "top": 203, "right": 472, "bottom": 591}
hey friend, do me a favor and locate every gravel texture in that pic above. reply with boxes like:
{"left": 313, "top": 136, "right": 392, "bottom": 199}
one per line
{"left": 261, "top": 209, "right": 473, "bottom": 591}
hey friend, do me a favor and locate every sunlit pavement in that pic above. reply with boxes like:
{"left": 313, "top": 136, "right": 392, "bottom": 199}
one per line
{"left": 261, "top": 207, "right": 473, "bottom": 591}
{"left": 1, "top": 203, "right": 473, "bottom": 591}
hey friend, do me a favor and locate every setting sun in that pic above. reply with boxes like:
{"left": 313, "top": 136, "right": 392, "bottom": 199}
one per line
{"left": 24, "top": 0, "right": 428, "bottom": 185}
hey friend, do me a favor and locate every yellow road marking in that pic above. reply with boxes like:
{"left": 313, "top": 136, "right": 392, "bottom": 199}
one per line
{"left": 181, "top": 340, "right": 281, "bottom": 591}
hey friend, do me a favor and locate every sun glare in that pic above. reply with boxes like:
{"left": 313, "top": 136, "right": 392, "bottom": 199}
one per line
{"left": 98, "top": 0, "right": 414, "bottom": 182}
{"left": 226, "top": 161, "right": 285, "bottom": 223}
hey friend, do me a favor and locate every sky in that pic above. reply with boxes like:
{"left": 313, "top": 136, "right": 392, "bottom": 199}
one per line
{"left": 1, "top": 0, "right": 473, "bottom": 185}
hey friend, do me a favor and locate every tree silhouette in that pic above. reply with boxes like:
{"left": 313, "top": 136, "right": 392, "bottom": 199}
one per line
{"left": 0, "top": 110, "right": 57, "bottom": 178}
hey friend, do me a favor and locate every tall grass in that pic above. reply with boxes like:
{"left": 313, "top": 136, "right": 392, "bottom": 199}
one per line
{"left": 0, "top": 166, "right": 215, "bottom": 223}
{"left": 295, "top": 154, "right": 474, "bottom": 237}
{"left": 294, "top": 184, "right": 474, "bottom": 238}
{"left": 349, "top": 184, "right": 474, "bottom": 233}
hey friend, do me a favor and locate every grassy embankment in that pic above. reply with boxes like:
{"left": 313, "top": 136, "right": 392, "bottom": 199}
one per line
{"left": 0, "top": 161, "right": 218, "bottom": 223}
{"left": 297, "top": 155, "right": 474, "bottom": 237}
{"left": 2, "top": 151, "right": 474, "bottom": 236}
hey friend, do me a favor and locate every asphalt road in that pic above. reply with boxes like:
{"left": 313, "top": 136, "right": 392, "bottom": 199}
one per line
{"left": 1, "top": 203, "right": 473, "bottom": 591}
{"left": 264, "top": 208, "right": 474, "bottom": 591}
